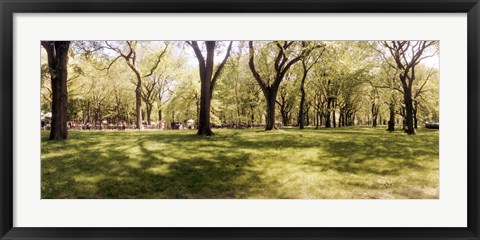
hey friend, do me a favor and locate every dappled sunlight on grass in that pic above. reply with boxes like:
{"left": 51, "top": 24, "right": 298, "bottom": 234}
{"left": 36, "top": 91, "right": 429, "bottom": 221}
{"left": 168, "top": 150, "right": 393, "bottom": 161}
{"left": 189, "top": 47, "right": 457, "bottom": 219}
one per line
{"left": 41, "top": 127, "right": 439, "bottom": 199}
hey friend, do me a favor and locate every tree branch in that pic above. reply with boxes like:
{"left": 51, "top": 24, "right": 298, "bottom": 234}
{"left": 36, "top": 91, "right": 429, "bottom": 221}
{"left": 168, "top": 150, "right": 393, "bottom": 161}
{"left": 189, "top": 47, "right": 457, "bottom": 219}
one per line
{"left": 211, "top": 41, "right": 233, "bottom": 92}
{"left": 248, "top": 41, "right": 267, "bottom": 91}
{"left": 143, "top": 41, "right": 170, "bottom": 78}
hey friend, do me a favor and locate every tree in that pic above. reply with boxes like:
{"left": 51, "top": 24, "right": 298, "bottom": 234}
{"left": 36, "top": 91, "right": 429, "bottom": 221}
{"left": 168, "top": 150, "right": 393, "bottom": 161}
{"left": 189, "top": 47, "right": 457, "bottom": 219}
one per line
{"left": 41, "top": 41, "right": 71, "bottom": 140}
{"left": 368, "top": 63, "right": 402, "bottom": 131}
{"left": 165, "top": 68, "right": 200, "bottom": 125}
{"left": 276, "top": 73, "right": 298, "bottom": 126}
{"left": 104, "top": 41, "right": 169, "bottom": 129}
{"left": 411, "top": 65, "right": 439, "bottom": 128}
{"left": 187, "top": 41, "right": 233, "bottom": 136}
{"left": 379, "top": 41, "right": 437, "bottom": 134}
{"left": 249, "top": 41, "right": 318, "bottom": 130}
{"left": 298, "top": 42, "right": 325, "bottom": 129}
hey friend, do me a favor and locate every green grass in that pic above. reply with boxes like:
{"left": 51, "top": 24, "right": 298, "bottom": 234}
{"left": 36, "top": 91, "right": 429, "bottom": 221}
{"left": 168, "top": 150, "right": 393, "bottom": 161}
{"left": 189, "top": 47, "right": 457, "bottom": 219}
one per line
{"left": 41, "top": 127, "right": 439, "bottom": 199}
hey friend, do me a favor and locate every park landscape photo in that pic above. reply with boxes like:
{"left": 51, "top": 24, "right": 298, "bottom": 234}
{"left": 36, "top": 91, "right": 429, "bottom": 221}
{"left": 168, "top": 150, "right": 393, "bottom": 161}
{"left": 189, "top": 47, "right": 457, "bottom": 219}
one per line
{"left": 41, "top": 40, "right": 439, "bottom": 199}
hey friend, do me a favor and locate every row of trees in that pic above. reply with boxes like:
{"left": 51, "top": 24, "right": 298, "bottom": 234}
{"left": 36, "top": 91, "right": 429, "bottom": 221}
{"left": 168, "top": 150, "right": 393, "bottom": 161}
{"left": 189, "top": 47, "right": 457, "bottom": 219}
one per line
{"left": 41, "top": 40, "right": 439, "bottom": 140}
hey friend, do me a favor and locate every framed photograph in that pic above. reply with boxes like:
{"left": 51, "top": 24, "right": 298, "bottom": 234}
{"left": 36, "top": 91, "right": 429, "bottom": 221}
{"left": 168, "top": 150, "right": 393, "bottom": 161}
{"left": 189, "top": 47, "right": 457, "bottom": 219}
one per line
{"left": 1, "top": 0, "right": 479, "bottom": 239}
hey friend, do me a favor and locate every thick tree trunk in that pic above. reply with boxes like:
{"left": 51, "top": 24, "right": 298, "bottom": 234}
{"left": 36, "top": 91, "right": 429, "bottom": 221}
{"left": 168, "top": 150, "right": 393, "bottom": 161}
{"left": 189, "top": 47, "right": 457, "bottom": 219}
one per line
{"left": 251, "top": 106, "right": 255, "bottom": 127}
{"left": 135, "top": 87, "right": 142, "bottom": 129}
{"left": 305, "top": 105, "right": 310, "bottom": 126}
{"left": 387, "top": 104, "right": 395, "bottom": 131}
{"left": 42, "top": 41, "right": 70, "bottom": 140}
{"left": 123, "top": 59, "right": 144, "bottom": 130}
{"left": 94, "top": 106, "right": 99, "bottom": 128}
{"left": 298, "top": 76, "right": 307, "bottom": 129}
{"left": 116, "top": 106, "right": 121, "bottom": 124}
{"left": 195, "top": 94, "right": 200, "bottom": 125}
{"left": 403, "top": 90, "right": 415, "bottom": 134}
{"left": 320, "top": 112, "right": 323, "bottom": 126}
{"left": 197, "top": 75, "right": 213, "bottom": 135}
{"left": 146, "top": 103, "right": 153, "bottom": 125}
{"left": 325, "top": 99, "right": 332, "bottom": 128}
{"left": 371, "top": 103, "right": 378, "bottom": 127}
{"left": 265, "top": 92, "right": 277, "bottom": 130}
{"left": 281, "top": 110, "right": 289, "bottom": 126}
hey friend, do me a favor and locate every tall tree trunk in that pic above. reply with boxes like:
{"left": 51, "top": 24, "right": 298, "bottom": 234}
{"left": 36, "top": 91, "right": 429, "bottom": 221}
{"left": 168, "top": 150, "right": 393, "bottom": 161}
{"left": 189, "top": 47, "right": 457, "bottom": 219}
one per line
{"left": 281, "top": 110, "right": 288, "bottom": 126}
{"left": 135, "top": 83, "right": 142, "bottom": 129}
{"left": 195, "top": 94, "right": 200, "bottom": 125}
{"left": 146, "top": 103, "right": 153, "bottom": 125}
{"left": 325, "top": 99, "right": 332, "bottom": 128}
{"left": 265, "top": 92, "right": 277, "bottom": 130}
{"left": 94, "top": 106, "right": 99, "bottom": 129}
{"left": 116, "top": 105, "right": 121, "bottom": 124}
{"left": 332, "top": 103, "right": 336, "bottom": 128}
{"left": 371, "top": 103, "right": 378, "bottom": 127}
{"left": 320, "top": 112, "right": 323, "bottom": 126}
{"left": 305, "top": 104, "right": 310, "bottom": 126}
{"left": 42, "top": 41, "right": 70, "bottom": 140}
{"left": 251, "top": 106, "right": 255, "bottom": 127}
{"left": 402, "top": 85, "right": 415, "bottom": 134}
{"left": 298, "top": 75, "right": 307, "bottom": 129}
{"left": 196, "top": 42, "right": 215, "bottom": 135}
{"left": 387, "top": 104, "right": 395, "bottom": 131}
{"left": 158, "top": 109, "right": 163, "bottom": 121}
{"left": 198, "top": 72, "right": 213, "bottom": 135}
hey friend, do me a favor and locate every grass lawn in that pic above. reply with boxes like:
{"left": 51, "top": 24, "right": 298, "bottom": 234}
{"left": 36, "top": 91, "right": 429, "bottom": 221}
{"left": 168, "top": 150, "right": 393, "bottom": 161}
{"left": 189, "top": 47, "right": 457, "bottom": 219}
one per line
{"left": 41, "top": 127, "right": 439, "bottom": 199}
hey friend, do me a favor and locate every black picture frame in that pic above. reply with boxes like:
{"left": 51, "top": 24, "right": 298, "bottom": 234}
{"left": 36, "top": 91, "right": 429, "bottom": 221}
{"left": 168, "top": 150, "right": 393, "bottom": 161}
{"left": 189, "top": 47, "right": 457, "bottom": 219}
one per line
{"left": 1, "top": 0, "right": 479, "bottom": 239}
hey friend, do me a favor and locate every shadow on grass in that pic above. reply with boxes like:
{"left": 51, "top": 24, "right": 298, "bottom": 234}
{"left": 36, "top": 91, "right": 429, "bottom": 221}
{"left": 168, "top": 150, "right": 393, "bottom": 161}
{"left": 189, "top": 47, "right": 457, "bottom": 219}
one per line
{"left": 42, "top": 132, "right": 272, "bottom": 199}
{"left": 305, "top": 140, "right": 428, "bottom": 176}
{"left": 41, "top": 128, "right": 439, "bottom": 199}
{"left": 300, "top": 128, "right": 438, "bottom": 176}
